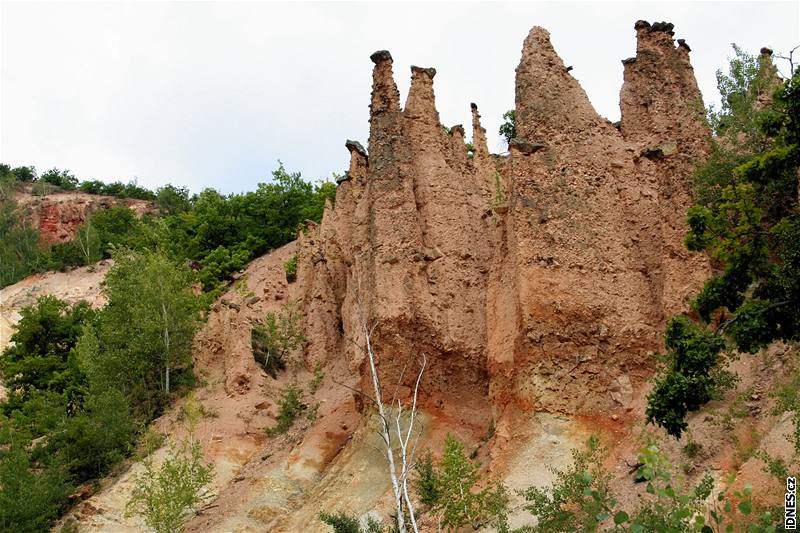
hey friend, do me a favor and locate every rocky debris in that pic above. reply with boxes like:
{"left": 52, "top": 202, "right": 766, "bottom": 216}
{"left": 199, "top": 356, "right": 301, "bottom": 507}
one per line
{"left": 641, "top": 141, "right": 678, "bottom": 159}
{"left": 508, "top": 138, "right": 545, "bottom": 154}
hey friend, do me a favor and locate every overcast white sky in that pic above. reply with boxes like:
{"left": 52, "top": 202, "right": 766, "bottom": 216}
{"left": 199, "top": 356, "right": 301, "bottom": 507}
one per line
{"left": 1, "top": 2, "right": 798, "bottom": 194}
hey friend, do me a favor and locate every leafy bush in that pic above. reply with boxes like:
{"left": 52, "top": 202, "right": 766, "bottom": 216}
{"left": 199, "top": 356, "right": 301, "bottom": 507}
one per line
{"left": 499, "top": 109, "right": 516, "bottom": 144}
{"left": 126, "top": 440, "right": 214, "bottom": 533}
{"left": 319, "top": 511, "right": 361, "bottom": 533}
{"left": 44, "top": 390, "right": 136, "bottom": 481}
{"left": 0, "top": 443, "right": 71, "bottom": 533}
{"left": 40, "top": 168, "right": 78, "bottom": 190}
{"left": 251, "top": 302, "right": 305, "bottom": 378}
{"left": 319, "top": 511, "right": 386, "bottom": 533}
{"left": 266, "top": 385, "right": 306, "bottom": 436}
{"left": 414, "top": 434, "right": 509, "bottom": 532}
{"left": 645, "top": 316, "right": 726, "bottom": 438}
{"left": 0, "top": 296, "right": 94, "bottom": 412}
{"left": 414, "top": 452, "right": 439, "bottom": 507}
{"left": 284, "top": 254, "right": 298, "bottom": 283}
{"left": 517, "top": 437, "right": 777, "bottom": 532}
{"left": 515, "top": 435, "right": 613, "bottom": 533}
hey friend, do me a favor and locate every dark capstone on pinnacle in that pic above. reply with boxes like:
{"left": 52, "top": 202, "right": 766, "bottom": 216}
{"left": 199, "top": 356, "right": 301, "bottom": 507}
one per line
{"left": 470, "top": 102, "right": 478, "bottom": 111}
{"left": 370, "top": 50, "right": 392, "bottom": 64}
{"left": 634, "top": 20, "right": 651, "bottom": 30}
{"left": 650, "top": 21, "right": 675, "bottom": 35}
{"left": 345, "top": 140, "right": 368, "bottom": 158}
{"left": 761, "top": 47, "right": 774, "bottom": 56}
{"left": 677, "top": 39, "right": 691, "bottom": 52}
{"left": 411, "top": 65, "right": 437, "bottom": 78}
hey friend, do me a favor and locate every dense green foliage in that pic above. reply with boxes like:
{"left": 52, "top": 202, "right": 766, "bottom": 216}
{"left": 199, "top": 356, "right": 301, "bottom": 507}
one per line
{"left": 0, "top": 250, "right": 199, "bottom": 531}
{"left": 0, "top": 167, "right": 44, "bottom": 286}
{"left": 499, "top": 109, "right": 517, "bottom": 144}
{"left": 0, "top": 296, "right": 93, "bottom": 414}
{"left": 77, "top": 249, "right": 200, "bottom": 419}
{"left": 0, "top": 162, "right": 336, "bottom": 291}
{"left": 0, "top": 443, "right": 71, "bottom": 533}
{"left": 168, "top": 165, "right": 335, "bottom": 290}
{"left": 647, "top": 48, "right": 799, "bottom": 439}
{"left": 517, "top": 437, "right": 778, "bottom": 532}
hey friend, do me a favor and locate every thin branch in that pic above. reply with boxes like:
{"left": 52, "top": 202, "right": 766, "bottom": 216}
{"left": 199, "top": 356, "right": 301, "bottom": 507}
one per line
{"left": 330, "top": 377, "right": 379, "bottom": 409}
{"left": 715, "top": 299, "right": 791, "bottom": 335}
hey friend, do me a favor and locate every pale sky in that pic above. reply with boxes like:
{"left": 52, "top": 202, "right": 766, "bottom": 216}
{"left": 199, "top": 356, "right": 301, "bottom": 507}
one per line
{"left": 1, "top": 1, "right": 798, "bottom": 194}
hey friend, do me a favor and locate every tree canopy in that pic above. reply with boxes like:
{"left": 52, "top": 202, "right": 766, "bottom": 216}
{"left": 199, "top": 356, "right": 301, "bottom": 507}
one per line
{"left": 647, "top": 48, "right": 800, "bottom": 439}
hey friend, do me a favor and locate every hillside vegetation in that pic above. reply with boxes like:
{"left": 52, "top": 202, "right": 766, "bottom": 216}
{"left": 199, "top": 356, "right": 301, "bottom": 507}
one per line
{"left": 0, "top": 30, "right": 798, "bottom": 533}
{"left": 0, "top": 164, "right": 335, "bottom": 290}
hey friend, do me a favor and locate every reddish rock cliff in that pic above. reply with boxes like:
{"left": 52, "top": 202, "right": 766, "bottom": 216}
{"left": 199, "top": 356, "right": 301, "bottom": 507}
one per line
{"left": 14, "top": 191, "right": 153, "bottom": 244}
{"left": 297, "top": 20, "right": 712, "bottom": 440}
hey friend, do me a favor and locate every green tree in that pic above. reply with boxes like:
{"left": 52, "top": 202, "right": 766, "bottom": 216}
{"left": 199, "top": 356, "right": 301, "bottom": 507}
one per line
{"left": 414, "top": 434, "right": 509, "bottom": 532}
{"left": 77, "top": 249, "right": 200, "bottom": 418}
{"left": 0, "top": 296, "right": 94, "bottom": 413}
{"left": 499, "top": 110, "right": 516, "bottom": 144}
{"left": 647, "top": 53, "right": 800, "bottom": 440}
{"left": 44, "top": 389, "right": 136, "bottom": 481}
{"left": 39, "top": 168, "right": 78, "bottom": 190}
{"left": 165, "top": 164, "right": 336, "bottom": 290}
{"left": 156, "top": 184, "right": 193, "bottom": 215}
{"left": 251, "top": 301, "right": 305, "bottom": 378}
{"left": 126, "top": 440, "right": 214, "bottom": 533}
{"left": 0, "top": 443, "right": 71, "bottom": 533}
{"left": 0, "top": 170, "right": 43, "bottom": 287}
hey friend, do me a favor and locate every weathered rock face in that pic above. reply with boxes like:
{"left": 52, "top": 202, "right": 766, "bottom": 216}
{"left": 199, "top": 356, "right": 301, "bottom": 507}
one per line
{"left": 14, "top": 191, "right": 153, "bottom": 244}
{"left": 297, "top": 21, "right": 712, "bottom": 433}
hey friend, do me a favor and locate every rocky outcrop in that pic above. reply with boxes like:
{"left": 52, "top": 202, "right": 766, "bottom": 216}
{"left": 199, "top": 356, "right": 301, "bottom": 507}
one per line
{"left": 297, "top": 21, "right": 713, "bottom": 437}
{"left": 14, "top": 191, "right": 153, "bottom": 244}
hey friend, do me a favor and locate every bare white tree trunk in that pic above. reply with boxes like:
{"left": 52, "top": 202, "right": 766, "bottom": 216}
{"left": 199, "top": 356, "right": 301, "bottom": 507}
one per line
{"left": 356, "top": 292, "right": 423, "bottom": 533}
{"left": 362, "top": 318, "right": 407, "bottom": 533}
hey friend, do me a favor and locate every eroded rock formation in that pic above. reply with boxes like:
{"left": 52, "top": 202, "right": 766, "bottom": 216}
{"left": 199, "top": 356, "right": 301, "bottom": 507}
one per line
{"left": 297, "top": 20, "right": 711, "bottom": 440}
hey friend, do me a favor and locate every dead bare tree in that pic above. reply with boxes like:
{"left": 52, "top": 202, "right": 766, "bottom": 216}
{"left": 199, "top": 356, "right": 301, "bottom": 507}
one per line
{"left": 332, "top": 283, "right": 426, "bottom": 533}
{"left": 775, "top": 44, "right": 800, "bottom": 77}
